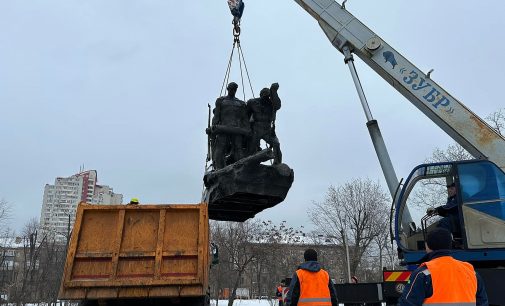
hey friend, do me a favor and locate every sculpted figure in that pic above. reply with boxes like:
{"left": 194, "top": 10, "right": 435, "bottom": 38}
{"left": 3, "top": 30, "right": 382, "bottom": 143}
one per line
{"left": 247, "top": 83, "right": 282, "bottom": 164}
{"left": 210, "top": 82, "right": 250, "bottom": 169}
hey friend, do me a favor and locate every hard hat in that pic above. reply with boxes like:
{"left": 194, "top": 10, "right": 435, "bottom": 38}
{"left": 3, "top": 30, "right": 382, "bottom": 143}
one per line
{"left": 129, "top": 198, "right": 139, "bottom": 204}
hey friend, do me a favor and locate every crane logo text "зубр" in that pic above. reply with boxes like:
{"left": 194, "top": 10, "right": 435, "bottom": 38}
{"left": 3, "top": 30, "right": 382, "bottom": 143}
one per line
{"left": 381, "top": 50, "right": 454, "bottom": 113}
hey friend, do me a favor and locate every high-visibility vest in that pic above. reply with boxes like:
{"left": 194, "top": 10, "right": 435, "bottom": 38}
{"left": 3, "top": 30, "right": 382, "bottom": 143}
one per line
{"left": 277, "top": 286, "right": 283, "bottom": 301}
{"left": 296, "top": 268, "right": 332, "bottom": 306}
{"left": 421, "top": 256, "right": 477, "bottom": 306}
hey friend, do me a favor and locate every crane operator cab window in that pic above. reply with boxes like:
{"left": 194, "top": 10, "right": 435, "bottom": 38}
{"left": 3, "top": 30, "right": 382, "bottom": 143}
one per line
{"left": 396, "top": 161, "right": 505, "bottom": 251}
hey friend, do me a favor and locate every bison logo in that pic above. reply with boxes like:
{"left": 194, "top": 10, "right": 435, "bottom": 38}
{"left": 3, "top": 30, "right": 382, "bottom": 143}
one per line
{"left": 383, "top": 51, "right": 397, "bottom": 69}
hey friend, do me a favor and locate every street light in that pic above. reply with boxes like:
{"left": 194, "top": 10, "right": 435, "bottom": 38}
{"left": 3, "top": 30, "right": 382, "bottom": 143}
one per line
{"left": 327, "top": 233, "right": 352, "bottom": 283}
{"left": 341, "top": 231, "right": 352, "bottom": 283}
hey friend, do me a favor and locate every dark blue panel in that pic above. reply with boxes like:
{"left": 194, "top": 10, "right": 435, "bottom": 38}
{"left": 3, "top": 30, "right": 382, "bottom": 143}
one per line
{"left": 458, "top": 161, "right": 505, "bottom": 203}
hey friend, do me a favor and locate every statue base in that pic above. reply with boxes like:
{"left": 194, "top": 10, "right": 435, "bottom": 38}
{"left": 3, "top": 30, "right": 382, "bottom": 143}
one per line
{"left": 203, "top": 150, "right": 294, "bottom": 222}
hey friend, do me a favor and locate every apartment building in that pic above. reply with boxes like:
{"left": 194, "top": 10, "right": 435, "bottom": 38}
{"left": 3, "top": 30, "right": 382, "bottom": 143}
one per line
{"left": 39, "top": 170, "right": 122, "bottom": 240}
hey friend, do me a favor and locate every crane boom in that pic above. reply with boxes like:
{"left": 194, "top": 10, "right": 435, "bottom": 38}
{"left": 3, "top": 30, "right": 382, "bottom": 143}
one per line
{"left": 295, "top": 0, "right": 505, "bottom": 170}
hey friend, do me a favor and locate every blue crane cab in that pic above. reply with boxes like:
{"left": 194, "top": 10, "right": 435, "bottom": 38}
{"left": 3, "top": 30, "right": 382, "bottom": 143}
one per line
{"left": 395, "top": 160, "right": 505, "bottom": 266}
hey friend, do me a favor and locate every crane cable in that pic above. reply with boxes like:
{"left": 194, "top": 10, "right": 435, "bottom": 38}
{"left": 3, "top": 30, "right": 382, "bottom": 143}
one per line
{"left": 204, "top": 1, "right": 255, "bottom": 176}
{"left": 219, "top": 19, "right": 255, "bottom": 101}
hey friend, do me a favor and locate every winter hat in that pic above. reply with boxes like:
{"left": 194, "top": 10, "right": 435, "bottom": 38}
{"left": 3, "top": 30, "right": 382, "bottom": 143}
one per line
{"left": 304, "top": 249, "right": 318, "bottom": 261}
{"left": 426, "top": 228, "right": 452, "bottom": 250}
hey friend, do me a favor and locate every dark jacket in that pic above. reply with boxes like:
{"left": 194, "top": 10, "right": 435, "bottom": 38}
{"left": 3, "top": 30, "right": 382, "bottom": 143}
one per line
{"left": 285, "top": 261, "right": 338, "bottom": 306}
{"left": 399, "top": 250, "right": 488, "bottom": 306}
{"left": 436, "top": 195, "right": 458, "bottom": 217}
{"left": 435, "top": 196, "right": 461, "bottom": 235}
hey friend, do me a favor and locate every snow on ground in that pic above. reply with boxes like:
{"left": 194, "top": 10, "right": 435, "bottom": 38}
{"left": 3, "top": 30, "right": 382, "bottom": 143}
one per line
{"left": 211, "top": 299, "right": 277, "bottom": 306}
{"left": 210, "top": 300, "right": 387, "bottom": 306}
{"left": 22, "top": 302, "right": 277, "bottom": 306}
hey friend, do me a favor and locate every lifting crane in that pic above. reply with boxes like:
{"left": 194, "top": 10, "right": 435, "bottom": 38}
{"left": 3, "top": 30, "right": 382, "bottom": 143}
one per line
{"left": 293, "top": 0, "right": 505, "bottom": 304}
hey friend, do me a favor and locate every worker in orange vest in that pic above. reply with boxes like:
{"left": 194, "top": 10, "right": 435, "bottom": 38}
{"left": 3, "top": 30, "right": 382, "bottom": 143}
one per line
{"left": 399, "top": 228, "right": 488, "bottom": 306}
{"left": 285, "top": 249, "right": 338, "bottom": 306}
{"left": 276, "top": 283, "right": 284, "bottom": 306}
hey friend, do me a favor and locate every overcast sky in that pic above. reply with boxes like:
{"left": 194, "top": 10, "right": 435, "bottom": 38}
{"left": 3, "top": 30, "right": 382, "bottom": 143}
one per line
{"left": 1, "top": 0, "right": 504, "bottom": 233}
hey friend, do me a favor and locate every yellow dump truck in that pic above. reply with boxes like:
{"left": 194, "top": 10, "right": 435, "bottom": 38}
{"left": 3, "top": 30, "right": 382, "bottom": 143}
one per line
{"left": 58, "top": 202, "right": 211, "bottom": 306}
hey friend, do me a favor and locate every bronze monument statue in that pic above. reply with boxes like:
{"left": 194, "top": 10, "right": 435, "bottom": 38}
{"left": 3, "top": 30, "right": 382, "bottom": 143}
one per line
{"left": 204, "top": 82, "right": 293, "bottom": 222}
{"left": 209, "top": 82, "right": 250, "bottom": 169}
{"left": 247, "top": 83, "right": 282, "bottom": 164}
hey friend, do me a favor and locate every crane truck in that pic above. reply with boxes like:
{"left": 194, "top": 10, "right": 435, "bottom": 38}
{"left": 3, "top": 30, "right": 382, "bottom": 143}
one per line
{"left": 59, "top": 1, "right": 505, "bottom": 305}
{"left": 293, "top": 0, "right": 505, "bottom": 305}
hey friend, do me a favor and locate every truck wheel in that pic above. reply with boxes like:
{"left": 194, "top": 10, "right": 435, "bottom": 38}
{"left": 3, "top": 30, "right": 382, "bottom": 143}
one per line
{"left": 187, "top": 296, "right": 210, "bottom": 306}
{"left": 203, "top": 294, "right": 210, "bottom": 306}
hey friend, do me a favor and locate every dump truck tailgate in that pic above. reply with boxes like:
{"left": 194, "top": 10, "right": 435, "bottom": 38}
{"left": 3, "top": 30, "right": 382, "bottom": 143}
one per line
{"left": 58, "top": 203, "right": 209, "bottom": 300}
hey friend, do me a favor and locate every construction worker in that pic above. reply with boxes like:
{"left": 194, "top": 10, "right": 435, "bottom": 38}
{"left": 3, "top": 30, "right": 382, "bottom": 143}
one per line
{"left": 285, "top": 249, "right": 338, "bottom": 306}
{"left": 128, "top": 198, "right": 139, "bottom": 205}
{"left": 426, "top": 182, "right": 461, "bottom": 238}
{"left": 399, "top": 228, "right": 488, "bottom": 306}
{"left": 276, "top": 283, "right": 284, "bottom": 306}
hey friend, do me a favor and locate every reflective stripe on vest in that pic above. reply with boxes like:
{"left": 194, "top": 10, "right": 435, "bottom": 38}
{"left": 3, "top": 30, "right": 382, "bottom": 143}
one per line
{"left": 421, "top": 256, "right": 477, "bottom": 306}
{"left": 296, "top": 268, "right": 331, "bottom": 306}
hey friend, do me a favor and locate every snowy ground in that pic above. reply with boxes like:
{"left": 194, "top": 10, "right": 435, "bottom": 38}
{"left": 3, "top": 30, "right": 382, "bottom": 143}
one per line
{"left": 19, "top": 302, "right": 278, "bottom": 306}
{"left": 210, "top": 300, "right": 386, "bottom": 306}
{"left": 211, "top": 300, "right": 278, "bottom": 306}
{"left": 17, "top": 300, "right": 278, "bottom": 306}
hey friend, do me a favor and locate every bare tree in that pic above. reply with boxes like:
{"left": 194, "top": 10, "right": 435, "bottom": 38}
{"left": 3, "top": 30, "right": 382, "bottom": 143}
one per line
{"left": 252, "top": 221, "right": 305, "bottom": 297}
{"left": 407, "top": 143, "right": 473, "bottom": 212}
{"left": 9, "top": 219, "right": 44, "bottom": 305}
{"left": 0, "top": 235, "right": 15, "bottom": 305}
{"left": 309, "top": 178, "right": 389, "bottom": 278}
{"left": 486, "top": 108, "right": 505, "bottom": 135}
{"left": 209, "top": 219, "right": 305, "bottom": 304}
{"left": 0, "top": 200, "right": 12, "bottom": 237}
{"left": 211, "top": 220, "right": 266, "bottom": 306}
{"left": 426, "top": 143, "right": 472, "bottom": 164}
{"left": 374, "top": 218, "right": 389, "bottom": 271}
{"left": 209, "top": 221, "right": 226, "bottom": 305}
{"left": 0, "top": 199, "right": 13, "bottom": 303}
{"left": 37, "top": 237, "right": 67, "bottom": 305}
{"left": 370, "top": 218, "right": 400, "bottom": 280}
{"left": 21, "top": 218, "right": 38, "bottom": 239}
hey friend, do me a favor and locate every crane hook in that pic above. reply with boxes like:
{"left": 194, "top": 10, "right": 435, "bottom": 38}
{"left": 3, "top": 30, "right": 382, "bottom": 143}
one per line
{"left": 341, "top": 0, "right": 348, "bottom": 9}
{"left": 228, "top": 0, "right": 244, "bottom": 41}
{"left": 233, "top": 18, "right": 241, "bottom": 40}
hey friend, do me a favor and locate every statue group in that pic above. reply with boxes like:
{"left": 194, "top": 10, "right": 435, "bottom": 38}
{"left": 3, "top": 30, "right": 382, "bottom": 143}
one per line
{"left": 204, "top": 81, "right": 293, "bottom": 222}
{"left": 208, "top": 81, "right": 283, "bottom": 170}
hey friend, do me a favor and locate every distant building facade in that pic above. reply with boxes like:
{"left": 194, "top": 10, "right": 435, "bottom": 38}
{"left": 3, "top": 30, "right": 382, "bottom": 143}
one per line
{"left": 244, "top": 241, "right": 345, "bottom": 299}
{"left": 209, "top": 237, "right": 346, "bottom": 300}
{"left": 39, "top": 170, "right": 122, "bottom": 240}
{"left": 0, "top": 235, "right": 67, "bottom": 303}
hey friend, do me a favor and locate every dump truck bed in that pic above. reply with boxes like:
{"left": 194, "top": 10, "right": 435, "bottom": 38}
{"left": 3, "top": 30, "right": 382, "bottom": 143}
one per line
{"left": 59, "top": 202, "right": 209, "bottom": 300}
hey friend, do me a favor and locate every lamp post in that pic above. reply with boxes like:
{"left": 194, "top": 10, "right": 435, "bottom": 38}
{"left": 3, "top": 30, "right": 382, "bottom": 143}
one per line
{"left": 341, "top": 230, "right": 352, "bottom": 283}
{"left": 327, "top": 233, "right": 352, "bottom": 283}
